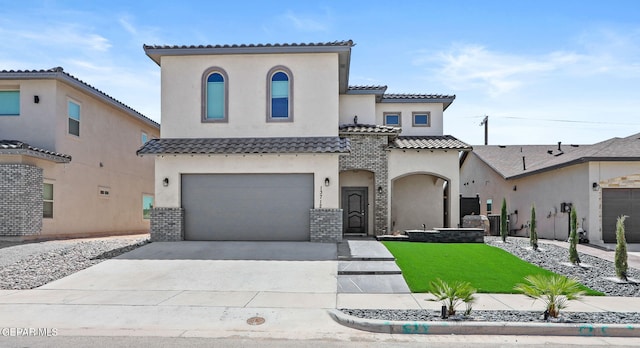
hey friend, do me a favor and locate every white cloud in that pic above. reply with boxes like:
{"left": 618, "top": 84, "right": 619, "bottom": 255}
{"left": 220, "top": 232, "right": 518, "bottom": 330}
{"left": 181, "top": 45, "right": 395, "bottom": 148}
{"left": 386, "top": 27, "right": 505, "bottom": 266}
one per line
{"left": 281, "top": 10, "right": 330, "bottom": 32}
{"left": 420, "top": 44, "right": 586, "bottom": 97}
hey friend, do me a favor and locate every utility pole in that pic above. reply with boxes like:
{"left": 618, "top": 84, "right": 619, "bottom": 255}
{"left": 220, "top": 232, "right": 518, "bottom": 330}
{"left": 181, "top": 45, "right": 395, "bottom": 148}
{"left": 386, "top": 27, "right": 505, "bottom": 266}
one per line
{"left": 479, "top": 115, "right": 488, "bottom": 145}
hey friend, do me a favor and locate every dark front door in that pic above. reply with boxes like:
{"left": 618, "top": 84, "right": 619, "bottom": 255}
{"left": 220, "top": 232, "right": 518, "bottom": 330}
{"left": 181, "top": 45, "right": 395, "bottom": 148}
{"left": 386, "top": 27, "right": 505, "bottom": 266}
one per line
{"left": 342, "top": 187, "right": 368, "bottom": 234}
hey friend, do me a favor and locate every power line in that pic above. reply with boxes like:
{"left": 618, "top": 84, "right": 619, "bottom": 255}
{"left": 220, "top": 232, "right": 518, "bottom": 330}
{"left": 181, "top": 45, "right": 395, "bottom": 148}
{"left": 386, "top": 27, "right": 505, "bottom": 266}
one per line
{"left": 464, "top": 115, "right": 640, "bottom": 126}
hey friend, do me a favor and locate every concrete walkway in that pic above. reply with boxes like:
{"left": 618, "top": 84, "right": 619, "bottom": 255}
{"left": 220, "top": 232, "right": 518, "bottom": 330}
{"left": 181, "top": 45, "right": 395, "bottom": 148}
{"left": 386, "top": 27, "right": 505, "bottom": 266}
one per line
{"left": 540, "top": 239, "right": 640, "bottom": 270}
{"left": 0, "top": 238, "right": 639, "bottom": 341}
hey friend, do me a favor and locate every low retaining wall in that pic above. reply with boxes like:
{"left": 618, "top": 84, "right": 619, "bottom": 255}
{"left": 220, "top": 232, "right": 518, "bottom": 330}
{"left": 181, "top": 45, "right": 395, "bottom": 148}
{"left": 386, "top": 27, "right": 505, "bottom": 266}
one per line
{"left": 404, "top": 228, "right": 484, "bottom": 243}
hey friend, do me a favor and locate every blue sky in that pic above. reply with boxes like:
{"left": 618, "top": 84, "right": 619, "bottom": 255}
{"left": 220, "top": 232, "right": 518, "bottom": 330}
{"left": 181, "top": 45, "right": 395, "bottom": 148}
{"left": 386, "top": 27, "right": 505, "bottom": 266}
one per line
{"left": 2, "top": 0, "right": 640, "bottom": 145}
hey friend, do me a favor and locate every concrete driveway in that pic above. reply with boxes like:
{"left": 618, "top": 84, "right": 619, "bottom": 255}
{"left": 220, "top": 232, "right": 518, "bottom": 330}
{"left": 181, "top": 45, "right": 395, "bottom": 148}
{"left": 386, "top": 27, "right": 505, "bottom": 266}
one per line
{"left": 40, "top": 241, "right": 339, "bottom": 294}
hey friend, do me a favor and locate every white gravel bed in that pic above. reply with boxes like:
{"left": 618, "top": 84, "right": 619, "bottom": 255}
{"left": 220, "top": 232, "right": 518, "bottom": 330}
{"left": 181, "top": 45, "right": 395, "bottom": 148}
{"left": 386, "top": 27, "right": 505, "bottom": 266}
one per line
{"left": 485, "top": 237, "right": 640, "bottom": 297}
{"left": 0, "top": 237, "right": 149, "bottom": 290}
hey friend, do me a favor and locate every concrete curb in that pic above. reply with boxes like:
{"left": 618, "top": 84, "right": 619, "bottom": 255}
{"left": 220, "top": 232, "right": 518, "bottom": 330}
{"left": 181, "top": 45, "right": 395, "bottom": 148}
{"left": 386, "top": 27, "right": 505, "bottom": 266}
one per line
{"left": 328, "top": 309, "right": 640, "bottom": 337}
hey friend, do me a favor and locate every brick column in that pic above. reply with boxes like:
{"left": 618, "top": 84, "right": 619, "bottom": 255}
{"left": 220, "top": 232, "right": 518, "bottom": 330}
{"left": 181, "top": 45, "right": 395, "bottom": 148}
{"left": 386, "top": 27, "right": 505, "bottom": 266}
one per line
{"left": 150, "top": 207, "right": 184, "bottom": 241}
{"left": 0, "top": 164, "right": 43, "bottom": 236}
{"left": 310, "top": 208, "right": 343, "bottom": 242}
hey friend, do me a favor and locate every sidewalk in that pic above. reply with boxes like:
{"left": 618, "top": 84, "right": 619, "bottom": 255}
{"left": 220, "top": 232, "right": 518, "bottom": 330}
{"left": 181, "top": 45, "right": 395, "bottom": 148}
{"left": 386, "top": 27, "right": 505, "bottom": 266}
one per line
{"left": 540, "top": 239, "right": 640, "bottom": 270}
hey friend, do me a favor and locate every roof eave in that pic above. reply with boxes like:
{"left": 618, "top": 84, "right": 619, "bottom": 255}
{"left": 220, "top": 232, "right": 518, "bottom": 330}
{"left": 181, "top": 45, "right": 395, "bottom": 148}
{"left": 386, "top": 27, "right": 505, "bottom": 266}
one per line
{"left": 380, "top": 96, "right": 456, "bottom": 104}
{"left": 507, "top": 156, "right": 640, "bottom": 180}
{"left": 0, "top": 149, "right": 71, "bottom": 163}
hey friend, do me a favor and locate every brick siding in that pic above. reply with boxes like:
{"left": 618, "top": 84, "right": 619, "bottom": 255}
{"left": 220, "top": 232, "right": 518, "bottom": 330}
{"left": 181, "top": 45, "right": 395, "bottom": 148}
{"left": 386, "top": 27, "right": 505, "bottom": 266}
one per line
{"left": 0, "top": 164, "right": 43, "bottom": 236}
{"left": 150, "top": 207, "right": 184, "bottom": 241}
{"left": 310, "top": 208, "right": 343, "bottom": 242}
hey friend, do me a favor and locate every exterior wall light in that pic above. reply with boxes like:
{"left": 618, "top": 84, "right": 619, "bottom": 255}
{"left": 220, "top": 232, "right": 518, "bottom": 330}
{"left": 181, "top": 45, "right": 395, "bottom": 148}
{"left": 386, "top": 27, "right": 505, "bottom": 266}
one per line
{"left": 592, "top": 182, "right": 600, "bottom": 191}
{"left": 378, "top": 186, "right": 383, "bottom": 194}
{"left": 324, "top": 177, "right": 330, "bottom": 187}
{"left": 163, "top": 177, "right": 169, "bottom": 187}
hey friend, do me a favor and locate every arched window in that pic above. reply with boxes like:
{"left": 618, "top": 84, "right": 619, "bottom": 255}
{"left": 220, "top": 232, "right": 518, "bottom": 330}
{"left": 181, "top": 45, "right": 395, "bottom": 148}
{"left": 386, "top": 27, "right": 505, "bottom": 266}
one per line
{"left": 202, "top": 67, "right": 228, "bottom": 122}
{"left": 267, "top": 66, "right": 293, "bottom": 121}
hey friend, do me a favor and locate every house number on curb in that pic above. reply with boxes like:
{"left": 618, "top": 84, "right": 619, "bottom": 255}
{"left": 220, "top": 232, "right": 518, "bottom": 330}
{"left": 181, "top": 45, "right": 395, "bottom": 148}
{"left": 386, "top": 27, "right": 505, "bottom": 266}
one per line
{"left": 246, "top": 316, "right": 266, "bottom": 325}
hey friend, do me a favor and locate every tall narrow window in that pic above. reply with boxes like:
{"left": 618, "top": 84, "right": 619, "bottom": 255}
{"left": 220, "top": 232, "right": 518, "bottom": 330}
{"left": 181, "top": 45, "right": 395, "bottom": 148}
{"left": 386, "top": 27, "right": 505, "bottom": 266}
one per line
{"left": 142, "top": 194, "right": 154, "bottom": 219}
{"left": 43, "top": 183, "right": 54, "bottom": 218}
{"left": 201, "top": 67, "right": 228, "bottom": 122}
{"left": 0, "top": 90, "right": 19, "bottom": 115}
{"left": 68, "top": 100, "right": 80, "bottom": 136}
{"left": 267, "top": 66, "right": 293, "bottom": 121}
{"left": 141, "top": 132, "right": 148, "bottom": 144}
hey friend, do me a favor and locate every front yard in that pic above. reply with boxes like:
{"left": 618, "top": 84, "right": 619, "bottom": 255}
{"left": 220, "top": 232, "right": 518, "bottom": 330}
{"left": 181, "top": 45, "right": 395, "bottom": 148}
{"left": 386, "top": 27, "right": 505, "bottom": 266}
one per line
{"left": 382, "top": 241, "right": 603, "bottom": 295}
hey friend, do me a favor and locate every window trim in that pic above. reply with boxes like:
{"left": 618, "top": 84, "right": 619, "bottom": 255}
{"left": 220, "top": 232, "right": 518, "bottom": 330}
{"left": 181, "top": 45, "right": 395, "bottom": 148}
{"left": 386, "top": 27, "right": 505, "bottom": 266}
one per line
{"left": 0, "top": 90, "right": 20, "bottom": 116}
{"left": 201, "top": 67, "right": 229, "bottom": 123}
{"left": 43, "top": 182, "right": 54, "bottom": 219}
{"left": 412, "top": 111, "right": 431, "bottom": 127}
{"left": 266, "top": 65, "right": 294, "bottom": 122}
{"left": 67, "top": 99, "right": 81, "bottom": 137}
{"left": 383, "top": 112, "right": 401, "bottom": 126}
{"left": 98, "top": 186, "right": 110, "bottom": 198}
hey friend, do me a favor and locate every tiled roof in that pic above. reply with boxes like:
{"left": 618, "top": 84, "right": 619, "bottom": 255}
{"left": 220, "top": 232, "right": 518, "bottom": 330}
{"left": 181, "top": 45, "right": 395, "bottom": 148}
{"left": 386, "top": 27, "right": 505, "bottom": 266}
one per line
{"left": 0, "top": 140, "right": 71, "bottom": 163}
{"left": 390, "top": 136, "right": 472, "bottom": 150}
{"left": 0, "top": 68, "right": 159, "bottom": 129}
{"left": 143, "top": 40, "right": 354, "bottom": 50}
{"left": 348, "top": 85, "right": 388, "bottom": 91}
{"left": 137, "top": 137, "right": 350, "bottom": 155}
{"left": 339, "top": 124, "right": 401, "bottom": 134}
{"left": 467, "top": 133, "right": 640, "bottom": 179}
{"left": 383, "top": 93, "right": 456, "bottom": 100}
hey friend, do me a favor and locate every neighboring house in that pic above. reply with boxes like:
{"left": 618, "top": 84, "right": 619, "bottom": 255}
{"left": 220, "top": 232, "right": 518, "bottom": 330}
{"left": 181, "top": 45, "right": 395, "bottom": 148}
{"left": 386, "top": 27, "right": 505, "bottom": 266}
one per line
{"left": 459, "top": 134, "right": 640, "bottom": 245}
{"left": 0, "top": 67, "right": 160, "bottom": 239}
{"left": 138, "top": 40, "right": 471, "bottom": 242}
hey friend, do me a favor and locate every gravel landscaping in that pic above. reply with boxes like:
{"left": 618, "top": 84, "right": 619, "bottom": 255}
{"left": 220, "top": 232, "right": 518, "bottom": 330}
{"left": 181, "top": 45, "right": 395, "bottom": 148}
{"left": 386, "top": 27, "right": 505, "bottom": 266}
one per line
{"left": 0, "top": 236, "right": 149, "bottom": 290}
{"left": 342, "top": 237, "right": 640, "bottom": 325}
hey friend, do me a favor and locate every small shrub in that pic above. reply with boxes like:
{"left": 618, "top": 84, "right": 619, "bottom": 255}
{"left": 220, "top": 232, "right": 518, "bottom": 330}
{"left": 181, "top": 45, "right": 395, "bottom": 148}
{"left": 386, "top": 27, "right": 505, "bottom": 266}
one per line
{"left": 568, "top": 208, "right": 580, "bottom": 264}
{"left": 500, "top": 198, "right": 508, "bottom": 242}
{"left": 427, "top": 278, "right": 477, "bottom": 316}
{"left": 514, "top": 274, "right": 585, "bottom": 318}
{"left": 615, "top": 215, "right": 629, "bottom": 281}
{"left": 530, "top": 204, "right": 538, "bottom": 251}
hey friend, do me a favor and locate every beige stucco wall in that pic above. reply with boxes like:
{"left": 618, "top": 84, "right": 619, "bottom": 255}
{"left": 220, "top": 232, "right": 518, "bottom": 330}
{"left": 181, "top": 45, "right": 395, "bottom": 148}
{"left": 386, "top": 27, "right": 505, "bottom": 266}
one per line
{"left": 375, "top": 102, "right": 444, "bottom": 136}
{"left": 152, "top": 153, "right": 340, "bottom": 210}
{"left": 339, "top": 170, "right": 375, "bottom": 234}
{"left": 392, "top": 174, "right": 445, "bottom": 231}
{"left": 0, "top": 80, "right": 58, "bottom": 150}
{"left": 160, "top": 53, "right": 339, "bottom": 138}
{"left": 339, "top": 94, "right": 376, "bottom": 125}
{"left": 1, "top": 78, "right": 159, "bottom": 237}
{"left": 388, "top": 149, "right": 461, "bottom": 229}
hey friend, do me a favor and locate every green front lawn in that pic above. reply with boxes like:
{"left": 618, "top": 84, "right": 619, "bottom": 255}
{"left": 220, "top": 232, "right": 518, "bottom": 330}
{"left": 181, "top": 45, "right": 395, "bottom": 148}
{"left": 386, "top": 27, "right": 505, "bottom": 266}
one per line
{"left": 382, "top": 242, "right": 603, "bottom": 295}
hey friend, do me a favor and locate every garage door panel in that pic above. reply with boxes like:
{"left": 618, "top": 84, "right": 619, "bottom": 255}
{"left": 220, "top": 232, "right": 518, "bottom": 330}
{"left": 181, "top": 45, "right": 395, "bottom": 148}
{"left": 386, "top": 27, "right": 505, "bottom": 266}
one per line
{"left": 182, "top": 174, "right": 313, "bottom": 241}
{"left": 603, "top": 188, "right": 640, "bottom": 243}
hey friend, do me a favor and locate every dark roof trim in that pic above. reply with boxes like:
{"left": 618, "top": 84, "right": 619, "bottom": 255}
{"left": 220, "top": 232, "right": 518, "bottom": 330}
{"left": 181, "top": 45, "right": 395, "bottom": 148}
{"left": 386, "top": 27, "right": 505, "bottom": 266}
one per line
{"left": 0, "top": 68, "right": 159, "bottom": 129}
{"left": 380, "top": 94, "right": 456, "bottom": 110}
{"left": 338, "top": 123, "right": 401, "bottom": 135}
{"left": 143, "top": 40, "right": 354, "bottom": 65}
{"left": 0, "top": 140, "right": 71, "bottom": 163}
{"left": 346, "top": 85, "right": 388, "bottom": 102}
{"left": 137, "top": 136, "right": 350, "bottom": 155}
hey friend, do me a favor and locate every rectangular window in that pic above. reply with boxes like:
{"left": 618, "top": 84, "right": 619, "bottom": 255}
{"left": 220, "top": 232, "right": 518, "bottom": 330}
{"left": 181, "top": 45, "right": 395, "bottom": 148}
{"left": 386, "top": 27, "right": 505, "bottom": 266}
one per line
{"left": 486, "top": 199, "right": 493, "bottom": 214}
{"left": 43, "top": 183, "right": 54, "bottom": 218}
{"left": 0, "top": 90, "right": 20, "bottom": 115}
{"left": 98, "top": 186, "right": 110, "bottom": 198}
{"left": 384, "top": 112, "right": 401, "bottom": 126}
{"left": 68, "top": 100, "right": 80, "bottom": 136}
{"left": 142, "top": 194, "right": 154, "bottom": 219}
{"left": 141, "top": 132, "right": 148, "bottom": 144}
{"left": 412, "top": 112, "right": 430, "bottom": 127}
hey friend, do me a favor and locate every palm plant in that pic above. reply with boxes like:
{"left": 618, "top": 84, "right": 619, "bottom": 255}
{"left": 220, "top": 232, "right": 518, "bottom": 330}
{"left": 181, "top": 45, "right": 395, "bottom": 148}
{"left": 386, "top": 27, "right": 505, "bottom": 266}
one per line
{"left": 569, "top": 208, "right": 580, "bottom": 264}
{"left": 427, "top": 278, "right": 477, "bottom": 317}
{"left": 530, "top": 204, "right": 538, "bottom": 251}
{"left": 514, "top": 274, "right": 585, "bottom": 318}
{"left": 615, "top": 215, "right": 629, "bottom": 281}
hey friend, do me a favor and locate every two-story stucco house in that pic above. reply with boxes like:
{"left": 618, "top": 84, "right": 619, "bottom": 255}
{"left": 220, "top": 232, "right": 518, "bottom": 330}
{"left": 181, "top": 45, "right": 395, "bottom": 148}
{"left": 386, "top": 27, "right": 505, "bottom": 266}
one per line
{"left": 0, "top": 67, "right": 160, "bottom": 239}
{"left": 460, "top": 135, "right": 640, "bottom": 246}
{"left": 138, "top": 40, "right": 471, "bottom": 242}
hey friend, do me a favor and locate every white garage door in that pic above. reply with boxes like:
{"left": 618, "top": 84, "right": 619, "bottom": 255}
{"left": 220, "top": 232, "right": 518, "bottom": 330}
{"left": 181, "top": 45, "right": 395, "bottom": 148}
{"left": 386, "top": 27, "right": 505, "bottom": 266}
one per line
{"left": 181, "top": 174, "right": 313, "bottom": 241}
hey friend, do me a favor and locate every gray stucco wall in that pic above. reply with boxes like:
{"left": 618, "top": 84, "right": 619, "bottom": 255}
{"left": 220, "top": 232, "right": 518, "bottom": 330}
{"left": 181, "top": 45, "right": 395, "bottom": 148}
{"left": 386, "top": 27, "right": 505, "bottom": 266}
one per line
{"left": 0, "top": 164, "right": 43, "bottom": 236}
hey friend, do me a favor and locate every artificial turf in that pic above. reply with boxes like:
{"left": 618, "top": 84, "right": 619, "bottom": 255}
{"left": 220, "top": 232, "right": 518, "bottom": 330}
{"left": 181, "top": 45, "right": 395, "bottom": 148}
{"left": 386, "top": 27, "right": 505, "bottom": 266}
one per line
{"left": 382, "top": 241, "right": 603, "bottom": 295}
